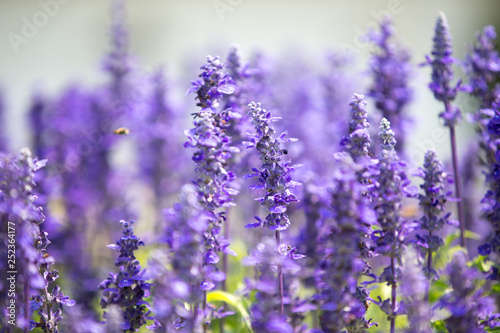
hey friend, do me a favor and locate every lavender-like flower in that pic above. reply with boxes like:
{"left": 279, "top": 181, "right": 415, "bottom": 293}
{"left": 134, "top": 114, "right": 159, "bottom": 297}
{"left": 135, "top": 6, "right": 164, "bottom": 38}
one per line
{"left": 438, "top": 252, "right": 499, "bottom": 332}
{"left": 478, "top": 111, "right": 500, "bottom": 280}
{"left": 30, "top": 229, "right": 76, "bottom": 333}
{"left": 0, "top": 149, "right": 74, "bottom": 333}
{"left": 464, "top": 25, "right": 500, "bottom": 109}
{"left": 187, "top": 55, "right": 235, "bottom": 112}
{"left": 401, "top": 252, "right": 432, "bottom": 333}
{"left": 415, "top": 150, "right": 454, "bottom": 284}
{"left": 427, "top": 12, "right": 460, "bottom": 110}
{"left": 103, "top": 0, "right": 132, "bottom": 105}
{"left": 367, "top": 15, "right": 412, "bottom": 153}
{"left": 98, "top": 220, "right": 159, "bottom": 332}
{"left": 371, "top": 118, "right": 413, "bottom": 333}
{"left": 426, "top": 12, "right": 466, "bottom": 248}
{"left": 341, "top": 94, "right": 372, "bottom": 162}
{"left": 245, "top": 102, "right": 301, "bottom": 231}
{"left": 150, "top": 184, "right": 209, "bottom": 332}
{"left": 315, "top": 153, "right": 376, "bottom": 332}
{"left": 243, "top": 238, "right": 303, "bottom": 332}
{"left": 185, "top": 56, "right": 239, "bottom": 331}
{"left": 245, "top": 101, "right": 301, "bottom": 316}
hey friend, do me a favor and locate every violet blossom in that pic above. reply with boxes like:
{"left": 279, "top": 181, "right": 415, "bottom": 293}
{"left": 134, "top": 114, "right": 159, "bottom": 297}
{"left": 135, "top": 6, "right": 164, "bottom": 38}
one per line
{"left": 315, "top": 153, "right": 376, "bottom": 332}
{"left": 0, "top": 91, "right": 7, "bottom": 152}
{"left": 185, "top": 55, "right": 239, "bottom": 329}
{"left": 415, "top": 150, "right": 454, "bottom": 282}
{"left": 244, "top": 102, "right": 301, "bottom": 231}
{"left": 401, "top": 252, "right": 432, "bottom": 333}
{"left": 150, "top": 184, "right": 210, "bottom": 332}
{"left": 425, "top": 12, "right": 466, "bottom": 248}
{"left": 243, "top": 238, "right": 304, "bottom": 332}
{"left": 370, "top": 118, "right": 413, "bottom": 333}
{"left": 341, "top": 93, "right": 372, "bottom": 162}
{"left": 438, "top": 252, "right": 499, "bottom": 332}
{"left": 99, "top": 220, "right": 159, "bottom": 332}
{"left": 464, "top": 25, "right": 500, "bottom": 109}
{"left": 478, "top": 111, "right": 500, "bottom": 280}
{"left": 367, "top": 15, "right": 413, "bottom": 154}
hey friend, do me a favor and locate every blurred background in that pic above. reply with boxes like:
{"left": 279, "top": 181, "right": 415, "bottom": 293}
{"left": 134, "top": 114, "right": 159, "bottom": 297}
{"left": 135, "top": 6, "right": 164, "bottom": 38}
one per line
{"left": 0, "top": 0, "right": 499, "bottom": 165}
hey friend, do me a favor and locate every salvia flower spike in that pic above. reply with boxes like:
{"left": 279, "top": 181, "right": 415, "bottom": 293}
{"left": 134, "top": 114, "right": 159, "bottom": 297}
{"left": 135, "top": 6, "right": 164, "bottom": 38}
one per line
{"left": 426, "top": 12, "right": 466, "bottom": 248}
{"left": 98, "top": 220, "right": 159, "bottom": 332}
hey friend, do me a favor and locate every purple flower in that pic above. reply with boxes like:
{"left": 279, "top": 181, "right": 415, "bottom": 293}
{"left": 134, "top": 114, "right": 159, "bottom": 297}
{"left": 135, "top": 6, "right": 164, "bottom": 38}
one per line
{"left": 341, "top": 94, "right": 372, "bottom": 161}
{"left": 103, "top": 0, "right": 133, "bottom": 104}
{"left": 185, "top": 55, "right": 240, "bottom": 328}
{"left": 99, "top": 220, "right": 157, "bottom": 332}
{"left": 367, "top": 15, "right": 413, "bottom": 153}
{"left": 415, "top": 150, "right": 453, "bottom": 280}
{"left": 487, "top": 114, "right": 500, "bottom": 136}
{"left": 315, "top": 153, "right": 376, "bottom": 332}
{"left": 187, "top": 55, "right": 235, "bottom": 111}
{"left": 427, "top": 13, "right": 459, "bottom": 102}
{"left": 150, "top": 184, "right": 208, "bottom": 331}
{"left": 464, "top": 25, "right": 500, "bottom": 108}
{"left": 438, "top": 252, "right": 499, "bottom": 332}
{"left": 0, "top": 149, "right": 74, "bottom": 332}
{"left": 245, "top": 102, "right": 301, "bottom": 231}
{"left": 370, "top": 118, "right": 413, "bottom": 329}
{"left": 243, "top": 238, "right": 302, "bottom": 333}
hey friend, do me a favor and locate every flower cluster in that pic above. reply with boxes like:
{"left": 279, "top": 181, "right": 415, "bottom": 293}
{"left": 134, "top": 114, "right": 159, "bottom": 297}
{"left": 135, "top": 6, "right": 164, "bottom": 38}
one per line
{"left": 185, "top": 56, "right": 240, "bottom": 300}
{"left": 0, "top": 149, "right": 75, "bottom": 333}
{"left": 341, "top": 94, "right": 372, "bottom": 162}
{"left": 478, "top": 111, "right": 500, "bottom": 279}
{"left": 426, "top": 12, "right": 461, "bottom": 126}
{"left": 245, "top": 102, "right": 301, "bottom": 230}
{"left": 438, "top": 252, "right": 498, "bottom": 332}
{"left": 464, "top": 25, "right": 500, "bottom": 108}
{"left": 315, "top": 153, "right": 376, "bottom": 332}
{"left": 30, "top": 229, "right": 76, "bottom": 333}
{"left": 150, "top": 184, "right": 210, "bottom": 332}
{"left": 187, "top": 55, "right": 236, "bottom": 111}
{"left": 415, "top": 150, "right": 454, "bottom": 280}
{"left": 243, "top": 238, "right": 303, "bottom": 332}
{"left": 370, "top": 118, "right": 413, "bottom": 327}
{"left": 367, "top": 15, "right": 412, "bottom": 153}
{"left": 98, "top": 220, "right": 159, "bottom": 332}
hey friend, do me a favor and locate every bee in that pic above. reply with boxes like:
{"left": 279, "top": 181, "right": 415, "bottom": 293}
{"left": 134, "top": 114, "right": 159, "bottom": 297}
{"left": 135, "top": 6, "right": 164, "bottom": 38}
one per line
{"left": 113, "top": 127, "right": 130, "bottom": 135}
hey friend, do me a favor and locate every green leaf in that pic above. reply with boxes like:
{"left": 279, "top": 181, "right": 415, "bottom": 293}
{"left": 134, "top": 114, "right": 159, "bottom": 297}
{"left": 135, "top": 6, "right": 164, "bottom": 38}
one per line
{"left": 207, "top": 290, "right": 252, "bottom": 332}
{"left": 464, "top": 230, "right": 481, "bottom": 240}
{"left": 430, "top": 319, "right": 448, "bottom": 332}
{"left": 428, "top": 279, "right": 449, "bottom": 303}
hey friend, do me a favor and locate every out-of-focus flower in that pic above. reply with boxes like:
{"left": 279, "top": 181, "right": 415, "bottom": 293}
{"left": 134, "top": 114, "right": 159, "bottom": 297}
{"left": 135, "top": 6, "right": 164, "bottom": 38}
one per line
{"left": 243, "top": 238, "right": 303, "bottom": 333}
{"left": 401, "top": 252, "right": 432, "bottom": 333}
{"left": 464, "top": 25, "right": 500, "bottom": 109}
{"left": 367, "top": 16, "right": 413, "bottom": 154}
{"left": 150, "top": 184, "right": 208, "bottom": 332}
{"left": 438, "top": 252, "right": 499, "bottom": 332}
{"left": 315, "top": 153, "right": 376, "bottom": 332}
